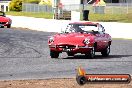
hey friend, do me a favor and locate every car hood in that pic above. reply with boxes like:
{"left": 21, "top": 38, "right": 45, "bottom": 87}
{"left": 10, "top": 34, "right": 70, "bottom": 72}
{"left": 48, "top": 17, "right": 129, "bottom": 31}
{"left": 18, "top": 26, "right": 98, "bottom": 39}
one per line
{"left": 53, "top": 33, "right": 95, "bottom": 46}
{"left": 0, "top": 16, "right": 10, "bottom": 22}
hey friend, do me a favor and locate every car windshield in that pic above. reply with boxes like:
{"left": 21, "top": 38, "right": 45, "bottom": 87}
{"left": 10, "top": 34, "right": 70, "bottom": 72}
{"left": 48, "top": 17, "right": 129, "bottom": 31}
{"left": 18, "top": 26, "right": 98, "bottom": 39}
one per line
{"left": 64, "top": 24, "right": 98, "bottom": 33}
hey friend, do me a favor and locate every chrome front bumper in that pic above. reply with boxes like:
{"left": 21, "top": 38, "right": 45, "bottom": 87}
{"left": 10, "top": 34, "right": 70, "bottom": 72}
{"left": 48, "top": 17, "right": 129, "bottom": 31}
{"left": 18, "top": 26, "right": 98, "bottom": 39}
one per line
{"left": 49, "top": 44, "right": 93, "bottom": 49}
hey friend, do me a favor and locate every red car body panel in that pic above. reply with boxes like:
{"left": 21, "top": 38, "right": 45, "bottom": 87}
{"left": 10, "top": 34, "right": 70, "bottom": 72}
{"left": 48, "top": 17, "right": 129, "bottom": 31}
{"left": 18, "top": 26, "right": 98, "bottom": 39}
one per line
{"left": 49, "top": 33, "right": 95, "bottom": 53}
{"left": 48, "top": 22, "right": 112, "bottom": 58}
{"left": 52, "top": 33, "right": 94, "bottom": 46}
{"left": 0, "top": 16, "right": 11, "bottom": 26}
{"left": 0, "top": 11, "right": 12, "bottom": 27}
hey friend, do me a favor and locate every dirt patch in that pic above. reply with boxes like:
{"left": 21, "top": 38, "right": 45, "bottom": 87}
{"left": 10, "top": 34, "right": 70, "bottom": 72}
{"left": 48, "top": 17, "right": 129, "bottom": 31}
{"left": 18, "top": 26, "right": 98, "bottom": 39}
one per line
{"left": 0, "top": 78, "right": 132, "bottom": 88}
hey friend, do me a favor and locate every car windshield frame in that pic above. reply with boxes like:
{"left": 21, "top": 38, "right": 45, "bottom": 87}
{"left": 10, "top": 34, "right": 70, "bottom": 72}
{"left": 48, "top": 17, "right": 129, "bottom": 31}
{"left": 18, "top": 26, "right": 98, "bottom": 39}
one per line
{"left": 64, "top": 23, "right": 98, "bottom": 34}
{"left": 0, "top": 11, "right": 5, "bottom": 17}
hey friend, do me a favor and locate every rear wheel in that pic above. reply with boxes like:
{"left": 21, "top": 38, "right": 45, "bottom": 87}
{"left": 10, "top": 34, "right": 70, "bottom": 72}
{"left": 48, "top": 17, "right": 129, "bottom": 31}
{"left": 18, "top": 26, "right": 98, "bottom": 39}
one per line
{"left": 50, "top": 51, "right": 59, "bottom": 58}
{"left": 101, "top": 45, "right": 110, "bottom": 57}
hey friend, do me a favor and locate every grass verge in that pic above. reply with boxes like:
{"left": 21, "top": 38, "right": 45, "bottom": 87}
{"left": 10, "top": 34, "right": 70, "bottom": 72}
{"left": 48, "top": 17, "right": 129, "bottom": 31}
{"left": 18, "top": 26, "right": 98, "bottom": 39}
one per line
{"left": 6, "top": 11, "right": 53, "bottom": 19}
{"left": 88, "top": 13, "right": 132, "bottom": 23}
{"left": 6, "top": 11, "right": 132, "bottom": 23}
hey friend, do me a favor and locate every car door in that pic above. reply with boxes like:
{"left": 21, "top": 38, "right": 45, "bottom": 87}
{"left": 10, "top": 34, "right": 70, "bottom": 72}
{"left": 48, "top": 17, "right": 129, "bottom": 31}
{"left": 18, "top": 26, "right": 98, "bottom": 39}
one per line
{"left": 98, "top": 24, "right": 108, "bottom": 48}
{"left": 94, "top": 24, "right": 107, "bottom": 50}
{"left": 95, "top": 32, "right": 102, "bottom": 50}
{"left": 94, "top": 24, "right": 103, "bottom": 51}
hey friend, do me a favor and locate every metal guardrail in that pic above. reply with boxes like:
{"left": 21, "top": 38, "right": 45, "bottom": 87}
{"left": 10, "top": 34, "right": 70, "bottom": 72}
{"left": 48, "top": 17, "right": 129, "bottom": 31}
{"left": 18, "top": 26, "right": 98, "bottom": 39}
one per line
{"left": 22, "top": 3, "right": 53, "bottom": 13}
{"left": 22, "top": 3, "right": 132, "bottom": 14}
{"left": 63, "top": 3, "right": 132, "bottom": 14}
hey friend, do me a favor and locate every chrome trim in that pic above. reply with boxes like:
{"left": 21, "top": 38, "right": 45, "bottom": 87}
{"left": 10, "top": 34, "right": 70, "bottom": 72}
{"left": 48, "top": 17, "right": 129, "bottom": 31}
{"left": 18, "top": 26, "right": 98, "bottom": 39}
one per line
{"left": 49, "top": 45, "right": 56, "bottom": 48}
{"left": 75, "top": 45, "right": 79, "bottom": 49}
{"left": 49, "top": 45, "right": 93, "bottom": 49}
{"left": 78, "top": 46, "right": 93, "bottom": 48}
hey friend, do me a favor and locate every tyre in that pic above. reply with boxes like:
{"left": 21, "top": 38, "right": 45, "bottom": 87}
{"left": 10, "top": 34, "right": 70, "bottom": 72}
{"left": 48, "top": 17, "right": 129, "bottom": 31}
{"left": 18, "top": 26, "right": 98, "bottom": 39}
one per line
{"left": 85, "top": 47, "right": 95, "bottom": 59}
{"left": 50, "top": 51, "right": 59, "bottom": 58}
{"left": 0, "top": 26, "right": 4, "bottom": 28}
{"left": 101, "top": 45, "right": 110, "bottom": 57}
{"left": 76, "top": 76, "right": 87, "bottom": 85}
{"left": 89, "top": 47, "right": 95, "bottom": 58}
{"left": 7, "top": 24, "right": 11, "bottom": 28}
{"left": 67, "top": 52, "right": 74, "bottom": 56}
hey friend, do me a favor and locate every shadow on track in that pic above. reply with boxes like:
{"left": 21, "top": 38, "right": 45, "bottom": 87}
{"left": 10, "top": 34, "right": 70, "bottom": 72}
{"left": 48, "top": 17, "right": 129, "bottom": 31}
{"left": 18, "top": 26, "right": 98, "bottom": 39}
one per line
{"left": 62, "top": 55, "right": 132, "bottom": 59}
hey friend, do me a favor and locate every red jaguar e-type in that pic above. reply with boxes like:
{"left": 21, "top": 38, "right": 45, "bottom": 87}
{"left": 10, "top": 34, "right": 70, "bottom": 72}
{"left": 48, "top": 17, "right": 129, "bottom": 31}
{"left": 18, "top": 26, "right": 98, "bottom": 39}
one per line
{"left": 0, "top": 11, "right": 12, "bottom": 28}
{"left": 48, "top": 22, "right": 112, "bottom": 58}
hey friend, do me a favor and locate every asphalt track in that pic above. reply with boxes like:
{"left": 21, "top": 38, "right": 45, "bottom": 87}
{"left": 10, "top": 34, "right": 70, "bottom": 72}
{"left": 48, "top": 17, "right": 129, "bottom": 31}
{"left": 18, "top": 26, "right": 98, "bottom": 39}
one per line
{"left": 0, "top": 28, "right": 132, "bottom": 80}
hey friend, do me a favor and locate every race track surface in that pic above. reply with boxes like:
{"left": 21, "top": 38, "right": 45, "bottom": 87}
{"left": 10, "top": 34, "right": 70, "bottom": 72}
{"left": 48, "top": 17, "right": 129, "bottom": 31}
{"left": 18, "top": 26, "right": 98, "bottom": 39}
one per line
{"left": 0, "top": 28, "right": 132, "bottom": 80}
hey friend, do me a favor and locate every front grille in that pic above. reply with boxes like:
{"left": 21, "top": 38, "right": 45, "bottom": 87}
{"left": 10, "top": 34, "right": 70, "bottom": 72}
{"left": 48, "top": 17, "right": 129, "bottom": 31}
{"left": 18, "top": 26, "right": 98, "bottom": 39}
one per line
{"left": 0, "top": 22, "right": 6, "bottom": 24}
{"left": 58, "top": 45, "right": 76, "bottom": 49}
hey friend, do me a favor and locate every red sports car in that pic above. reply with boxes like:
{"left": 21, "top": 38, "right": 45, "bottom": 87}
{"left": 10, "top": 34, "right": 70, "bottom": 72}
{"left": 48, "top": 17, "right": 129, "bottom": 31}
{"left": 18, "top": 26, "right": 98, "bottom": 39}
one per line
{"left": 0, "top": 11, "right": 12, "bottom": 28}
{"left": 48, "top": 22, "right": 112, "bottom": 58}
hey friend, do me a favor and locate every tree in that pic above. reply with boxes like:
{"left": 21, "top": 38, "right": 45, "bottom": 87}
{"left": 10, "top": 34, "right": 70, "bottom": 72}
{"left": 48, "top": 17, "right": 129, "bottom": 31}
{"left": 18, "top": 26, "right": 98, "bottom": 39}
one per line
{"left": 9, "top": 0, "right": 22, "bottom": 11}
{"left": 39, "top": 0, "right": 52, "bottom": 6}
{"left": 23, "top": 0, "right": 41, "bottom": 4}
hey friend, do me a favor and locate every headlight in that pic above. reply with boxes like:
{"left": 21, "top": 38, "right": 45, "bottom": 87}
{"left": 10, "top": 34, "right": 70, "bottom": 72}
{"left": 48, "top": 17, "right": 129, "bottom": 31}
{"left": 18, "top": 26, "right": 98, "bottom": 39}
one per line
{"left": 6, "top": 22, "right": 9, "bottom": 24}
{"left": 49, "top": 37, "right": 54, "bottom": 43}
{"left": 6, "top": 19, "right": 12, "bottom": 24}
{"left": 83, "top": 38, "right": 90, "bottom": 44}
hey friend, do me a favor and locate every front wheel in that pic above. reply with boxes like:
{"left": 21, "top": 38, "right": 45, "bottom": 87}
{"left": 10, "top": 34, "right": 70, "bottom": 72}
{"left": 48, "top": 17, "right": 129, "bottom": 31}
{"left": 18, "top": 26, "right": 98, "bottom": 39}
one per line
{"left": 89, "top": 47, "right": 95, "bottom": 58}
{"left": 101, "top": 45, "right": 110, "bottom": 57}
{"left": 0, "top": 26, "right": 4, "bottom": 28}
{"left": 7, "top": 24, "right": 11, "bottom": 28}
{"left": 85, "top": 47, "right": 95, "bottom": 59}
{"left": 50, "top": 51, "right": 59, "bottom": 58}
{"left": 67, "top": 52, "right": 74, "bottom": 56}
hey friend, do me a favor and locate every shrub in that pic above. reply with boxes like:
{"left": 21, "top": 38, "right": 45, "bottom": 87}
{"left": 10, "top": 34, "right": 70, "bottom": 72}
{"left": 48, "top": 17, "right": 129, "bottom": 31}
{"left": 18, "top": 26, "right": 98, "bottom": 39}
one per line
{"left": 39, "top": 0, "right": 52, "bottom": 6}
{"left": 9, "top": 0, "right": 22, "bottom": 11}
{"left": 23, "top": 0, "right": 41, "bottom": 4}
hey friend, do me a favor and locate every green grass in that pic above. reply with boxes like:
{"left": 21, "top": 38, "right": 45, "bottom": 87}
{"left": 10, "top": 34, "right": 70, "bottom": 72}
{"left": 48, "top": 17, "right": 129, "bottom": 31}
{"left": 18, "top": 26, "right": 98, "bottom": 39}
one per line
{"left": 6, "top": 11, "right": 132, "bottom": 23}
{"left": 80, "top": 13, "right": 132, "bottom": 23}
{"left": 88, "top": 13, "right": 132, "bottom": 22}
{"left": 6, "top": 11, "right": 53, "bottom": 19}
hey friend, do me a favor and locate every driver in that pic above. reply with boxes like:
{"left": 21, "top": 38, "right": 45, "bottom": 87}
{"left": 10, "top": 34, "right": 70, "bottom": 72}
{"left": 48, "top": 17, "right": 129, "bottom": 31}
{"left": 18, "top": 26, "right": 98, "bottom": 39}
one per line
{"left": 73, "top": 25, "right": 84, "bottom": 33}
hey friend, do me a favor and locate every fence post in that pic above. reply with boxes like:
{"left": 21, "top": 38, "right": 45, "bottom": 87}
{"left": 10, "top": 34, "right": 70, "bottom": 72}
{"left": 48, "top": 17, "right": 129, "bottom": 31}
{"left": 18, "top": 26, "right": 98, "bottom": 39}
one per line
{"left": 30, "top": 4, "right": 31, "bottom": 12}
{"left": 127, "top": 3, "right": 128, "bottom": 14}
{"left": 120, "top": 3, "right": 123, "bottom": 14}
{"left": 37, "top": 5, "right": 40, "bottom": 12}
{"left": 112, "top": 5, "right": 113, "bottom": 14}
{"left": 33, "top": 4, "right": 34, "bottom": 12}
